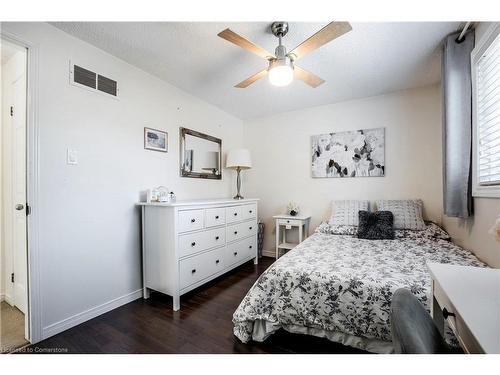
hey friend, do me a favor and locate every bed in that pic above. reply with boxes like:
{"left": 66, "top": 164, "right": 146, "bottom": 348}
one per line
{"left": 232, "top": 222, "right": 486, "bottom": 353}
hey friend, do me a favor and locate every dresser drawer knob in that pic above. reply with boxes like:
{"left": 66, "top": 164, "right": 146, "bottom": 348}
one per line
{"left": 191, "top": 218, "right": 196, "bottom": 223}
{"left": 249, "top": 210, "right": 253, "bottom": 213}
{"left": 234, "top": 231, "right": 238, "bottom": 235}
{"left": 287, "top": 220, "right": 290, "bottom": 223}
{"left": 216, "top": 259, "right": 220, "bottom": 264}
{"left": 191, "top": 242, "right": 196, "bottom": 247}
{"left": 249, "top": 226, "right": 253, "bottom": 230}
{"left": 249, "top": 245, "right": 252, "bottom": 249}
{"left": 191, "top": 269, "right": 196, "bottom": 274}
{"left": 215, "top": 236, "right": 220, "bottom": 240}
{"left": 234, "top": 251, "right": 238, "bottom": 256}
{"left": 442, "top": 308, "right": 456, "bottom": 319}
{"left": 234, "top": 213, "right": 238, "bottom": 216}
{"left": 215, "top": 215, "right": 219, "bottom": 219}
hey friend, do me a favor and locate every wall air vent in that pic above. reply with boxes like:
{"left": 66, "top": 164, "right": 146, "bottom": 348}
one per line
{"left": 97, "top": 74, "right": 117, "bottom": 96}
{"left": 70, "top": 61, "right": 119, "bottom": 98}
{"left": 73, "top": 65, "right": 97, "bottom": 89}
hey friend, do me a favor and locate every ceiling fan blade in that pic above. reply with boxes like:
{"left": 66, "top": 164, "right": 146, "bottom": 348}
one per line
{"left": 218, "top": 28, "right": 274, "bottom": 60}
{"left": 294, "top": 66, "right": 325, "bottom": 88}
{"left": 235, "top": 69, "right": 268, "bottom": 88}
{"left": 289, "top": 22, "right": 352, "bottom": 61}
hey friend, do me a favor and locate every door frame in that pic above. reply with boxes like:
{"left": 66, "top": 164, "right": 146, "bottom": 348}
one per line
{"left": 1, "top": 30, "right": 42, "bottom": 344}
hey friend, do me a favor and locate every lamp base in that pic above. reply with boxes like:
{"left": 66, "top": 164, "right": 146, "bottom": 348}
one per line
{"left": 233, "top": 167, "right": 244, "bottom": 200}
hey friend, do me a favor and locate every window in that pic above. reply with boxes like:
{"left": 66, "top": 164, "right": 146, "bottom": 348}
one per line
{"left": 472, "top": 24, "right": 500, "bottom": 197}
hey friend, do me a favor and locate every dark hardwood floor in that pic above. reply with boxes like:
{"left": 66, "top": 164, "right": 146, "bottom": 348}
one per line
{"left": 25, "top": 257, "right": 367, "bottom": 354}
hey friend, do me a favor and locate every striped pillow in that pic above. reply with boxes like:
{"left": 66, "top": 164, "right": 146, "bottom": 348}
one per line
{"left": 329, "top": 200, "right": 370, "bottom": 226}
{"left": 375, "top": 199, "right": 426, "bottom": 230}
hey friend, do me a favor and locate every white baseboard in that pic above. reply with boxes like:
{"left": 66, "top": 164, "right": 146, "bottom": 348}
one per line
{"left": 2, "top": 293, "right": 13, "bottom": 305}
{"left": 42, "top": 289, "right": 142, "bottom": 340}
{"left": 0, "top": 293, "right": 4, "bottom": 302}
{"left": 262, "top": 249, "right": 276, "bottom": 258}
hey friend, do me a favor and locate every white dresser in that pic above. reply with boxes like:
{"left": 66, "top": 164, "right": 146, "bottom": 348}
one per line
{"left": 138, "top": 198, "right": 259, "bottom": 311}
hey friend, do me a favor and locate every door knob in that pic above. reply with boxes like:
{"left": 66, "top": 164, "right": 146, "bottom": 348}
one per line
{"left": 15, "top": 204, "right": 24, "bottom": 211}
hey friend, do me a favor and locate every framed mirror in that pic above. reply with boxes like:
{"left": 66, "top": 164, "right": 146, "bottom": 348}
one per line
{"left": 179, "top": 127, "right": 222, "bottom": 179}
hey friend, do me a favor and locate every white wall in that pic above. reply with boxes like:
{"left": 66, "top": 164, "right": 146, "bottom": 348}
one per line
{"left": 441, "top": 22, "right": 500, "bottom": 268}
{"left": 243, "top": 85, "right": 443, "bottom": 254}
{"left": 1, "top": 22, "right": 243, "bottom": 339}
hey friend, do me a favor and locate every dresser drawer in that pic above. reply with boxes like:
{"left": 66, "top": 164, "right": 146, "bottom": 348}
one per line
{"left": 241, "top": 203, "right": 257, "bottom": 221}
{"left": 226, "top": 220, "right": 257, "bottom": 243}
{"left": 245, "top": 221, "right": 258, "bottom": 238}
{"left": 226, "top": 206, "right": 243, "bottom": 223}
{"left": 277, "top": 218, "right": 301, "bottom": 226}
{"left": 226, "top": 236, "right": 256, "bottom": 266}
{"left": 178, "top": 227, "right": 226, "bottom": 258}
{"left": 205, "top": 207, "right": 226, "bottom": 228}
{"left": 178, "top": 209, "right": 204, "bottom": 233}
{"left": 179, "top": 247, "right": 225, "bottom": 289}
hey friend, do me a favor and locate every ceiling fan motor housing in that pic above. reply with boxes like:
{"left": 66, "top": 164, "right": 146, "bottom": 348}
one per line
{"left": 274, "top": 44, "right": 287, "bottom": 59}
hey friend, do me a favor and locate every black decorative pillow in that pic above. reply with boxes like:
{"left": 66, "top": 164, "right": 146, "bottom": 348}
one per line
{"left": 357, "top": 210, "right": 394, "bottom": 240}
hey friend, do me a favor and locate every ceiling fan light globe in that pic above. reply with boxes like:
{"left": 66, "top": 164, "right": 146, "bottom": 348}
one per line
{"left": 268, "top": 65, "right": 294, "bottom": 86}
{"left": 268, "top": 56, "right": 294, "bottom": 87}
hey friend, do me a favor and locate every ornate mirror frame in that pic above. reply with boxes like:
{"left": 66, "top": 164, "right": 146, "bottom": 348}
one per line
{"left": 179, "top": 127, "right": 222, "bottom": 180}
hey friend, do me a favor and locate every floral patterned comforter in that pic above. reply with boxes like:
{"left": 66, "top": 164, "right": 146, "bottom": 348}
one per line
{"left": 233, "top": 223, "right": 486, "bottom": 352}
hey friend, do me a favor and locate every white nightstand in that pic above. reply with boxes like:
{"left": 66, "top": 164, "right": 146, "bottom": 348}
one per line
{"left": 273, "top": 215, "right": 311, "bottom": 259}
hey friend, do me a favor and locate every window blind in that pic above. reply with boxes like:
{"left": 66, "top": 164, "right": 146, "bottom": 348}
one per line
{"left": 477, "top": 32, "right": 500, "bottom": 185}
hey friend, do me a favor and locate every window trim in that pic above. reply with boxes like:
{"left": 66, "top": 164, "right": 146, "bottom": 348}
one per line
{"left": 471, "top": 23, "right": 500, "bottom": 198}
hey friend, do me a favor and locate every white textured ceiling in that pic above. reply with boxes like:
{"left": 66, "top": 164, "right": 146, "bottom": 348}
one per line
{"left": 51, "top": 22, "right": 461, "bottom": 120}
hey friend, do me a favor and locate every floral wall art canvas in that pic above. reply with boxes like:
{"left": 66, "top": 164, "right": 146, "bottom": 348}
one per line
{"left": 311, "top": 128, "right": 385, "bottom": 178}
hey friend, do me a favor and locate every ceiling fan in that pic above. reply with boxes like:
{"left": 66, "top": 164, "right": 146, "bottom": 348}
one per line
{"left": 217, "top": 21, "right": 352, "bottom": 88}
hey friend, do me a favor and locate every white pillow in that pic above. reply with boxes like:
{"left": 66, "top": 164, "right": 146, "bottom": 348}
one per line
{"left": 329, "top": 200, "right": 369, "bottom": 226}
{"left": 376, "top": 199, "right": 426, "bottom": 230}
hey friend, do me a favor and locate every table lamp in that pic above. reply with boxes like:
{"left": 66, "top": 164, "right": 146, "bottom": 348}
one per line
{"left": 226, "top": 149, "right": 252, "bottom": 200}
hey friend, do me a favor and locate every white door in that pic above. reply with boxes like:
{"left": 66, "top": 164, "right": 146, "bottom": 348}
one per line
{"left": 11, "top": 71, "right": 28, "bottom": 317}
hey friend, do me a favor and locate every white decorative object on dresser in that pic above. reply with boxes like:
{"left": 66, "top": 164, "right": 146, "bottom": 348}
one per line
{"left": 138, "top": 198, "right": 259, "bottom": 311}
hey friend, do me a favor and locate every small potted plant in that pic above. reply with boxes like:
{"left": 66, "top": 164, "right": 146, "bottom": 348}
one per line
{"left": 287, "top": 202, "right": 299, "bottom": 216}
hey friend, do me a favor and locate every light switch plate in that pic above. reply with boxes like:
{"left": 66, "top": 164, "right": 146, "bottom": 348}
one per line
{"left": 67, "top": 148, "right": 78, "bottom": 165}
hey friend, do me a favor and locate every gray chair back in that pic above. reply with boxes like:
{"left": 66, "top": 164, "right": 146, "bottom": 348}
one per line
{"left": 390, "top": 288, "right": 450, "bottom": 354}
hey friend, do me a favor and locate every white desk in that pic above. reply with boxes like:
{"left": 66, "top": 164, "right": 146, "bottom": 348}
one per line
{"left": 428, "top": 263, "right": 500, "bottom": 353}
{"left": 273, "top": 215, "right": 311, "bottom": 259}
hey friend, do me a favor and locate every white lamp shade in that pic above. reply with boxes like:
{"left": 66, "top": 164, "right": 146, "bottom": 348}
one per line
{"left": 226, "top": 149, "right": 252, "bottom": 170}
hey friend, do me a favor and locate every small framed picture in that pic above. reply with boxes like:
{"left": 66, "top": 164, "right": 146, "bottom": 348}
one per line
{"left": 144, "top": 127, "right": 168, "bottom": 152}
